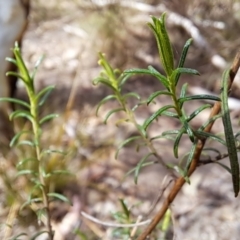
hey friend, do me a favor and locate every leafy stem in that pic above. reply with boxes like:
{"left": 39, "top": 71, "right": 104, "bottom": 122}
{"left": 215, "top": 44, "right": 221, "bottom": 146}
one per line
{"left": 7, "top": 43, "right": 54, "bottom": 239}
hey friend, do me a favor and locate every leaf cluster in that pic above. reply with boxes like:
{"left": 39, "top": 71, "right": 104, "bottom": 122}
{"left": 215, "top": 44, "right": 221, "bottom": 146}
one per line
{"left": 93, "top": 13, "right": 240, "bottom": 197}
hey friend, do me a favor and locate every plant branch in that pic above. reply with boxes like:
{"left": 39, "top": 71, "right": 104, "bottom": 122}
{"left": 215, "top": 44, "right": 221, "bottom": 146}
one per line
{"left": 137, "top": 51, "right": 240, "bottom": 240}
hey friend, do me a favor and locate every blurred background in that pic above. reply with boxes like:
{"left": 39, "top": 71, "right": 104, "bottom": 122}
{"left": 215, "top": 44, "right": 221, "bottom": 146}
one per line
{"left": 1, "top": 0, "right": 240, "bottom": 239}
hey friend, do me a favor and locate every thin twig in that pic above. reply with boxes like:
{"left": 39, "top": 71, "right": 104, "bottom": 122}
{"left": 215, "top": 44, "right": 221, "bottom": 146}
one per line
{"left": 137, "top": 51, "right": 240, "bottom": 240}
{"left": 198, "top": 153, "right": 229, "bottom": 165}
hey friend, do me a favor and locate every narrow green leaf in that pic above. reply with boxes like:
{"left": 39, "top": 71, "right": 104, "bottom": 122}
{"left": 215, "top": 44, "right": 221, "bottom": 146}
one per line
{"left": 17, "top": 140, "right": 35, "bottom": 147}
{"left": 104, "top": 108, "right": 125, "bottom": 124}
{"left": 179, "top": 83, "right": 188, "bottom": 109}
{"left": 10, "top": 130, "right": 31, "bottom": 147}
{"left": 9, "top": 110, "right": 34, "bottom": 122}
{"left": 131, "top": 100, "right": 148, "bottom": 112}
{"left": 202, "top": 147, "right": 221, "bottom": 156}
{"left": 16, "top": 169, "right": 35, "bottom": 177}
{"left": 17, "top": 157, "right": 37, "bottom": 169}
{"left": 0, "top": 97, "right": 30, "bottom": 108}
{"left": 147, "top": 66, "right": 169, "bottom": 88}
{"left": 162, "top": 130, "right": 179, "bottom": 135}
{"left": 96, "top": 95, "right": 117, "bottom": 116}
{"left": 13, "top": 44, "right": 32, "bottom": 85}
{"left": 31, "top": 55, "right": 45, "bottom": 79}
{"left": 115, "top": 136, "right": 141, "bottom": 159}
{"left": 178, "top": 94, "right": 221, "bottom": 104}
{"left": 215, "top": 162, "right": 232, "bottom": 174}
{"left": 171, "top": 165, "right": 189, "bottom": 183}
{"left": 20, "top": 198, "right": 42, "bottom": 211}
{"left": 136, "top": 124, "right": 147, "bottom": 138}
{"left": 134, "top": 153, "right": 153, "bottom": 184}
{"left": 147, "top": 91, "right": 173, "bottom": 105}
{"left": 173, "top": 128, "right": 185, "bottom": 158}
{"left": 92, "top": 77, "right": 117, "bottom": 91}
{"left": 119, "top": 72, "right": 133, "bottom": 87}
{"left": 148, "top": 14, "right": 174, "bottom": 76}
{"left": 37, "top": 85, "right": 55, "bottom": 106}
{"left": 221, "top": 69, "right": 239, "bottom": 197}
{"left": 6, "top": 57, "right": 17, "bottom": 65}
{"left": 180, "top": 116, "right": 194, "bottom": 142}
{"left": 161, "top": 111, "right": 178, "bottom": 118}
{"left": 185, "top": 139, "right": 198, "bottom": 170}
{"left": 119, "top": 199, "right": 130, "bottom": 219}
{"left": 187, "top": 104, "right": 212, "bottom": 122}
{"left": 45, "top": 170, "right": 73, "bottom": 178}
{"left": 125, "top": 161, "right": 155, "bottom": 178}
{"left": 6, "top": 71, "right": 28, "bottom": 83}
{"left": 123, "top": 92, "right": 141, "bottom": 100}
{"left": 47, "top": 192, "right": 72, "bottom": 205}
{"left": 194, "top": 130, "right": 226, "bottom": 145}
{"left": 151, "top": 135, "right": 175, "bottom": 141}
{"left": 124, "top": 67, "right": 169, "bottom": 89}
{"left": 39, "top": 114, "right": 59, "bottom": 125}
{"left": 175, "top": 38, "right": 193, "bottom": 85}
{"left": 198, "top": 114, "right": 222, "bottom": 131}
{"left": 143, "top": 105, "right": 175, "bottom": 130}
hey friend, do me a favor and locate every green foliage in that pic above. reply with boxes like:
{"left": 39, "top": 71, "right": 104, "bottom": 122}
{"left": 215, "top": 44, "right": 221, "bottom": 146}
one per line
{"left": 93, "top": 13, "right": 223, "bottom": 182}
{"left": 93, "top": 11, "right": 240, "bottom": 238}
{"left": 94, "top": 9, "right": 240, "bottom": 200}
{"left": 0, "top": 43, "right": 72, "bottom": 239}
